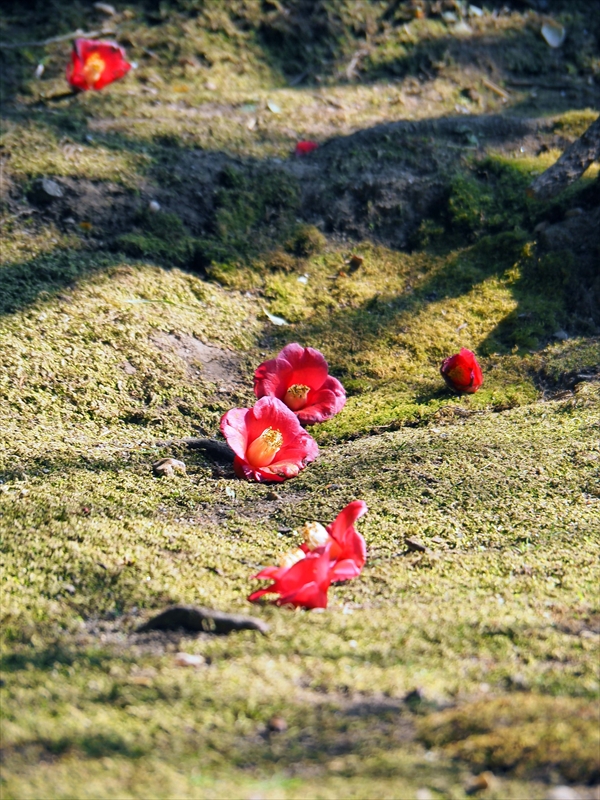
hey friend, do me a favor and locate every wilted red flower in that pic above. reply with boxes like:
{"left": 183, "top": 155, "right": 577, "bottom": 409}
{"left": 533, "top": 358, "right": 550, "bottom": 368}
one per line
{"left": 248, "top": 500, "right": 368, "bottom": 609}
{"left": 295, "top": 140, "right": 319, "bottom": 157}
{"left": 248, "top": 546, "right": 332, "bottom": 609}
{"left": 440, "top": 348, "right": 483, "bottom": 394}
{"left": 220, "top": 396, "right": 319, "bottom": 482}
{"left": 254, "top": 343, "right": 346, "bottom": 425}
{"left": 67, "top": 38, "right": 131, "bottom": 92}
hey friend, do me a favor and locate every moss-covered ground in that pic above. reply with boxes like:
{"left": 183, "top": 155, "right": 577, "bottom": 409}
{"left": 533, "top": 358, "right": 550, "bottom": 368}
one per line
{"left": 1, "top": 2, "right": 599, "bottom": 798}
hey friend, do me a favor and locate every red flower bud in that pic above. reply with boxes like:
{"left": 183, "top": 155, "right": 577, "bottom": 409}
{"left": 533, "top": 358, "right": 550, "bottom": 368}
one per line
{"left": 294, "top": 140, "right": 319, "bottom": 157}
{"left": 67, "top": 39, "right": 131, "bottom": 92}
{"left": 440, "top": 348, "right": 483, "bottom": 394}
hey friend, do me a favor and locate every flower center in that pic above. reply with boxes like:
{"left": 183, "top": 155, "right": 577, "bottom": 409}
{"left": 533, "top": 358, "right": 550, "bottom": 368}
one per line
{"left": 83, "top": 53, "right": 106, "bottom": 87}
{"left": 246, "top": 427, "right": 283, "bottom": 468}
{"left": 300, "top": 521, "right": 330, "bottom": 550}
{"left": 283, "top": 383, "right": 310, "bottom": 411}
{"left": 279, "top": 548, "right": 306, "bottom": 569}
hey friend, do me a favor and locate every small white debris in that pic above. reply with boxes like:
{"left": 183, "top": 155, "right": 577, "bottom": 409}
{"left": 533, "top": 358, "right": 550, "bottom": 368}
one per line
{"left": 546, "top": 787, "right": 580, "bottom": 800}
{"left": 148, "top": 200, "right": 161, "bottom": 212}
{"left": 35, "top": 64, "right": 45, "bottom": 79}
{"left": 152, "top": 457, "right": 186, "bottom": 477}
{"left": 267, "top": 100, "right": 281, "bottom": 114}
{"left": 297, "top": 274, "right": 309, "bottom": 284}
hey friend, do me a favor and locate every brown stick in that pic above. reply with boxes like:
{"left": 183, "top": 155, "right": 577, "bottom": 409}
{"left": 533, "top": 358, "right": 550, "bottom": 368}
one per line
{"left": 137, "top": 605, "right": 269, "bottom": 635}
{"left": 528, "top": 115, "right": 600, "bottom": 200}
{"left": 0, "top": 28, "right": 115, "bottom": 49}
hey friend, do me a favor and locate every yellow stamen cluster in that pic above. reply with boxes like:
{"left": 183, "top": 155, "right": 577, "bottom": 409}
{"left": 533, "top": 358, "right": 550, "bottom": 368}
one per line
{"left": 260, "top": 427, "right": 284, "bottom": 449}
{"left": 300, "top": 521, "right": 330, "bottom": 550}
{"left": 284, "top": 383, "right": 311, "bottom": 411}
{"left": 83, "top": 53, "right": 106, "bottom": 86}
{"left": 246, "top": 426, "right": 284, "bottom": 468}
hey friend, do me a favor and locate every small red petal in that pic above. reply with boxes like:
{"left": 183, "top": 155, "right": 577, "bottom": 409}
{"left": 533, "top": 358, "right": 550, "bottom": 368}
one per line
{"left": 295, "top": 141, "right": 319, "bottom": 157}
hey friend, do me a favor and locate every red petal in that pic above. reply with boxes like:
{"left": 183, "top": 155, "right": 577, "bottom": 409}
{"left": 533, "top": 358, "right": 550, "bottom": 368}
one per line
{"left": 220, "top": 408, "right": 252, "bottom": 459}
{"left": 299, "top": 376, "right": 347, "bottom": 424}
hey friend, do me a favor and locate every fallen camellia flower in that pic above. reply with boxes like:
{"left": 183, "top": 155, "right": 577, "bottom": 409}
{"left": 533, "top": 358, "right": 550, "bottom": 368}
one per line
{"left": 248, "top": 500, "right": 368, "bottom": 608}
{"left": 220, "top": 396, "right": 319, "bottom": 482}
{"left": 254, "top": 343, "right": 346, "bottom": 425}
{"left": 67, "top": 38, "right": 131, "bottom": 92}
{"left": 440, "top": 347, "right": 483, "bottom": 394}
{"left": 295, "top": 140, "right": 319, "bottom": 157}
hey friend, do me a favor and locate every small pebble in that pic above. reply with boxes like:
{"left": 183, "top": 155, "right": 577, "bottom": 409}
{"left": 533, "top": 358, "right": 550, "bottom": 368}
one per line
{"left": 267, "top": 716, "right": 288, "bottom": 733}
{"left": 405, "top": 537, "right": 427, "bottom": 553}
{"left": 465, "top": 771, "right": 495, "bottom": 795}
{"left": 415, "top": 790, "right": 434, "bottom": 800}
{"left": 152, "top": 457, "right": 186, "bottom": 477}
{"left": 149, "top": 200, "right": 161, "bottom": 212}
{"left": 174, "top": 652, "right": 205, "bottom": 668}
{"left": 546, "top": 788, "right": 580, "bottom": 800}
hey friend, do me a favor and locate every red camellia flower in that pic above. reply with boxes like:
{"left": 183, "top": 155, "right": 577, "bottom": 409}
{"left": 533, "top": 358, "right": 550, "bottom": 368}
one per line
{"left": 294, "top": 140, "right": 319, "bottom": 157}
{"left": 248, "top": 500, "right": 368, "bottom": 609}
{"left": 220, "top": 396, "right": 319, "bottom": 482}
{"left": 254, "top": 343, "right": 346, "bottom": 425}
{"left": 440, "top": 348, "right": 483, "bottom": 394}
{"left": 67, "top": 38, "right": 131, "bottom": 92}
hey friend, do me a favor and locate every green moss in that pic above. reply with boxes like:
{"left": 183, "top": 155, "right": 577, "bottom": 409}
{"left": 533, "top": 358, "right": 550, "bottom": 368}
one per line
{"left": 284, "top": 225, "right": 326, "bottom": 258}
{"left": 116, "top": 210, "right": 200, "bottom": 268}
{"left": 553, "top": 109, "right": 599, "bottom": 139}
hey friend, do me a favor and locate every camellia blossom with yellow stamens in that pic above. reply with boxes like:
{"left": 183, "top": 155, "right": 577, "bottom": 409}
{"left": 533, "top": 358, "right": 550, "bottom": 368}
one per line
{"left": 220, "top": 396, "right": 319, "bottom": 482}
{"left": 67, "top": 39, "right": 131, "bottom": 92}
{"left": 253, "top": 343, "right": 346, "bottom": 424}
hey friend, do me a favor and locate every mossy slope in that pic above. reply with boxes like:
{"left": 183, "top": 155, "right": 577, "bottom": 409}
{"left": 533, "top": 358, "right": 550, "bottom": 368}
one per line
{"left": 1, "top": 1, "right": 600, "bottom": 798}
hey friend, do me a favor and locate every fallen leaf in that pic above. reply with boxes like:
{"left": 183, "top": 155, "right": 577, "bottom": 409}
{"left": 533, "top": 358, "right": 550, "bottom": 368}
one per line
{"left": 263, "top": 308, "right": 289, "bottom": 326}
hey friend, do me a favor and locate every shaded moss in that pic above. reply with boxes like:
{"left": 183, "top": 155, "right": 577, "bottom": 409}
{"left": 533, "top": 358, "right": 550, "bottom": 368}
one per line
{"left": 418, "top": 695, "right": 600, "bottom": 783}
